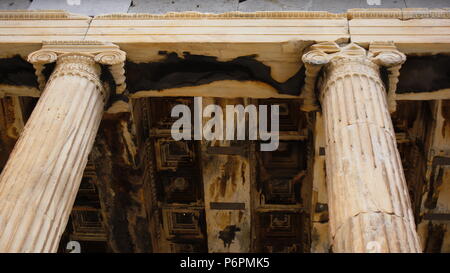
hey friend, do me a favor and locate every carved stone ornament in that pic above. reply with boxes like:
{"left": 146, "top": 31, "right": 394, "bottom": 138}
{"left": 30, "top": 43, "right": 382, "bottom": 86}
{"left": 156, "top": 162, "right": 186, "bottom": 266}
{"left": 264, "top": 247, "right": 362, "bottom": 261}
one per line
{"left": 27, "top": 41, "right": 127, "bottom": 94}
{"left": 368, "top": 41, "right": 406, "bottom": 113}
{"left": 300, "top": 41, "right": 405, "bottom": 113}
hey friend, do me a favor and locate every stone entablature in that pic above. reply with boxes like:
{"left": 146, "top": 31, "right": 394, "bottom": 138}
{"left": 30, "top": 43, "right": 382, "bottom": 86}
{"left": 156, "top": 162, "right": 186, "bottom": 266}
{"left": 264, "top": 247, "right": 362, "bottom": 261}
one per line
{"left": 0, "top": 8, "right": 449, "bottom": 99}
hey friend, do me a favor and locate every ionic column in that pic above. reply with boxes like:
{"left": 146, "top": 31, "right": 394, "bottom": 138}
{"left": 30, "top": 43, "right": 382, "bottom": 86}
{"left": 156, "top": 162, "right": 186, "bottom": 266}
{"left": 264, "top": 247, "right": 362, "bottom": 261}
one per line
{"left": 302, "top": 42, "right": 421, "bottom": 252}
{"left": 0, "top": 41, "right": 125, "bottom": 253}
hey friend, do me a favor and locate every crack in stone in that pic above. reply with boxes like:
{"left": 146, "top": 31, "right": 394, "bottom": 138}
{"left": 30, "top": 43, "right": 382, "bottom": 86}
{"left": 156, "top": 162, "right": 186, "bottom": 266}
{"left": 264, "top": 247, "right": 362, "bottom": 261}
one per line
{"left": 330, "top": 210, "right": 412, "bottom": 249}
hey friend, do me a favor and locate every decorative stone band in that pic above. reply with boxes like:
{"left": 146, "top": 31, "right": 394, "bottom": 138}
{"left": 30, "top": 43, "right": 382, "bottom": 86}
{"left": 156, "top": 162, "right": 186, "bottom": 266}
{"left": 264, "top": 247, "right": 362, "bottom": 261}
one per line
{"left": 2, "top": 8, "right": 448, "bottom": 21}
{"left": 48, "top": 54, "right": 104, "bottom": 100}
{"left": 27, "top": 41, "right": 127, "bottom": 94}
{"left": 324, "top": 57, "right": 381, "bottom": 83}
{"left": 300, "top": 41, "right": 405, "bottom": 113}
{"left": 347, "top": 8, "right": 450, "bottom": 20}
{"left": 96, "top": 10, "right": 346, "bottom": 20}
{"left": 0, "top": 10, "right": 90, "bottom": 20}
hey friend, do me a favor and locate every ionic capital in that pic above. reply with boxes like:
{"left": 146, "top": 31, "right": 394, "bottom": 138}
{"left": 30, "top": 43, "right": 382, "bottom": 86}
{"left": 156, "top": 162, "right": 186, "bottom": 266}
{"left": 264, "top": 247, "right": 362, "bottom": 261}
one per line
{"left": 27, "top": 41, "right": 126, "bottom": 94}
{"left": 300, "top": 41, "right": 405, "bottom": 112}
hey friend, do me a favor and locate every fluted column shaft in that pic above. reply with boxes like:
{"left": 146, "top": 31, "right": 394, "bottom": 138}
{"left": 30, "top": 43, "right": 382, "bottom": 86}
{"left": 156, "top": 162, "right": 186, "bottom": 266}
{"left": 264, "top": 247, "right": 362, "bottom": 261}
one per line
{"left": 306, "top": 42, "right": 421, "bottom": 252}
{"left": 0, "top": 54, "right": 106, "bottom": 252}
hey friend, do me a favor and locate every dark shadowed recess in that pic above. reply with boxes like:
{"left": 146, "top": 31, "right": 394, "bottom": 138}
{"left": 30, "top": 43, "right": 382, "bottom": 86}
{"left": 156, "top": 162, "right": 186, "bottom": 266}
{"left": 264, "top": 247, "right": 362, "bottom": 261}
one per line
{"left": 125, "top": 52, "right": 306, "bottom": 96}
{"left": 5, "top": 53, "right": 450, "bottom": 97}
{"left": 0, "top": 55, "right": 125, "bottom": 111}
{"left": 0, "top": 55, "right": 37, "bottom": 87}
{"left": 397, "top": 54, "right": 450, "bottom": 94}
